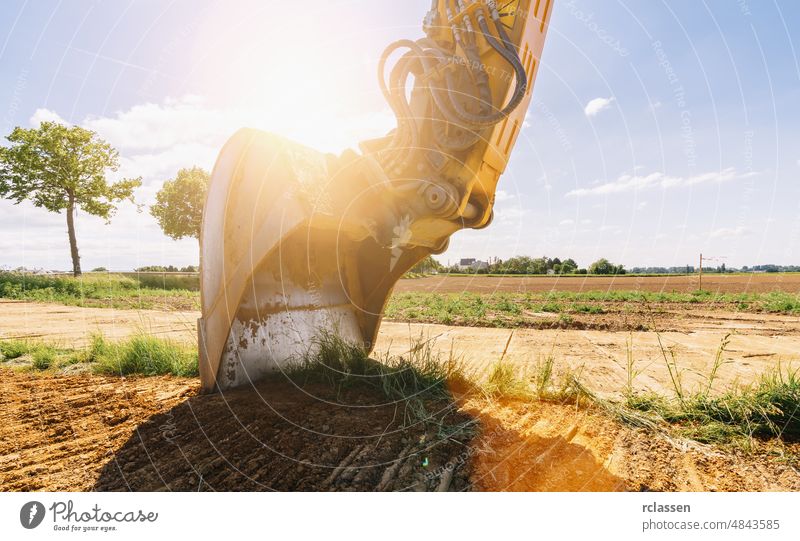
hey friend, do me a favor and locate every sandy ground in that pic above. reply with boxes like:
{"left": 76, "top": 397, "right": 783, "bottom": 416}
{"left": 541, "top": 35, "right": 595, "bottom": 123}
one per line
{"left": 2, "top": 300, "right": 798, "bottom": 397}
{"left": 2, "top": 300, "right": 799, "bottom": 491}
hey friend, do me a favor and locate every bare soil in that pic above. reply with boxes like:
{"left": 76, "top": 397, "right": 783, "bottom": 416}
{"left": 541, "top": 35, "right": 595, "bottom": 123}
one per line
{"left": 396, "top": 273, "right": 800, "bottom": 294}
{"left": 0, "top": 369, "right": 472, "bottom": 492}
{"left": 460, "top": 395, "right": 800, "bottom": 491}
{"left": 2, "top": 369, "right": 798, "bottom": 492}
{"left": 2, "top": 287, "right": 799, "bottom": 492}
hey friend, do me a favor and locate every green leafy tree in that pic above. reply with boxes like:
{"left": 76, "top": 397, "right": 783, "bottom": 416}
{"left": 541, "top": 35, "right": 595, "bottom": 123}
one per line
{"left": 529, "top": 257, "right": 548, "bottom": 274}
{"left": 589, "top": 258, "right": 625, "bottom": 275}
{"left": 150, "top": 167, "right": 209, "bottom": 241}
{"left": 0, "top": 122, "right": 141, "bottom": 276}
{"left": 497, "top": 256, "right": 532, "bottom": 274}
{"left": 410, "top": 255, "right": 442, "bottom": 274}
{"left": 561, "top": 258, "right": 578, "bottom": 274}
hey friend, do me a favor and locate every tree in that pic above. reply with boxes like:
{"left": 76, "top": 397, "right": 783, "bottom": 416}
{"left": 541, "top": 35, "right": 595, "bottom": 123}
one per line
{"left": 496, "top": 256, "right": 531, "bottom": 274}
{"left": 588, "top": 258, "right": 625, "bottom": 275}
{"left": 150, "top": 167, "right": 209, "bottom": 241}
{"left": 0, "top": 122, "right": 141, "bottom": 276}
{"left": 529, "top": 257, "right": 548, "bottom": 275}
{"left": 561, "top": 258, "right": 578, "bottom": 274}
{"left": 410, "top": 255, "right": 442, "bottom": 274}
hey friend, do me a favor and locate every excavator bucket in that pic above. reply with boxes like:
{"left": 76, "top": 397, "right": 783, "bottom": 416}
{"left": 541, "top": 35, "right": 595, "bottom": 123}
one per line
{"left": 198, "top": 0, "right": 553, "bottom": 393}
{"left": 197, "top": 132, "right": 429, "bottom": 392}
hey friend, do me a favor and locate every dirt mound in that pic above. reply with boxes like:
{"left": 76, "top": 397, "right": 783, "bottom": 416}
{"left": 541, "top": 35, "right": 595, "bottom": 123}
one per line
{"left": 460, "top": 397, "right": 800, "bottom": 491}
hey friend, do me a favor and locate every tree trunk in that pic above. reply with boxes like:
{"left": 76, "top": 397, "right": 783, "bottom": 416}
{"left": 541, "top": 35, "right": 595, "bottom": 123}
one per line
{"left": 66, "top": 198, "right": 81, "bottom": 276}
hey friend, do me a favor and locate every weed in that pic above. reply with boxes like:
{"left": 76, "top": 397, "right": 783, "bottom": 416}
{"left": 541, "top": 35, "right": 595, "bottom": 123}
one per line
{"left": 484, "top": 362, "right": 532, "bottom": 399}
{"left": 557, "top": 314, "right": 574, "bottom": 325}
{"left": 91, "top": 334, "right": 198, "bottom": 377}
{"left": 541, "top": 302, "right": 562, "bottom": 313}
{"left": 624, "top": 334, "right": 642, "bottom": 396}
{"left": 288, "top": 331, "right": 468, "bottom": 428}
{"left": 0, "top": 339, "right": 30, "bottom": 360}
{"left": 533, "top": 355, "right": 555, "bottom": 396}
{"left": 31, "top": 346, "right": 56, "bottom": 370}
{"left": 624, "top": 364, "right": 800, "bottom": 445}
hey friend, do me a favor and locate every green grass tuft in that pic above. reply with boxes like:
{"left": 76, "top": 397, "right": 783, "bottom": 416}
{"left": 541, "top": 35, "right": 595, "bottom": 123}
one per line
{"left": 484, "top": 362, "right": 533, "bottom": 399}
{"left": 287, "top": 331, "right": 469, "bottom": 426}
{"left": 0, "top": 339, "right": 30, "bottom": 360}
{"left": 90, "top": 334, "right": 198, "bottom": 377}
{"left": 31, "top": 346, "right": 56, "bottom": 370}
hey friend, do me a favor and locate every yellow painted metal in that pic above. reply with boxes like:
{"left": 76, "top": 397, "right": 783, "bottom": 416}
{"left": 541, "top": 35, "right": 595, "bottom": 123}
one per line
{"left": 198, "top": 0, "right": 553, "bottom": 392}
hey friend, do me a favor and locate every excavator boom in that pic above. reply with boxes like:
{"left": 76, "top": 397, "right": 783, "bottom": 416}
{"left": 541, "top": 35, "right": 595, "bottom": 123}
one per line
{"left": 198, "top": 0, "right": 553, "bottom": 392}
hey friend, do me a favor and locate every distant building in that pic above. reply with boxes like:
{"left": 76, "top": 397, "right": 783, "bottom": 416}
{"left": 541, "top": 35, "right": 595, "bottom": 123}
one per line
{"left": 458, "top": 258, "right": 488, "bottom": 271}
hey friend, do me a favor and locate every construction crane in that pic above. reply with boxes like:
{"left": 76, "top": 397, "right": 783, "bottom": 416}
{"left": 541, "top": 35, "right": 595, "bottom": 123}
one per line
{"left": 197, "top": 0, "right": 554, "bottom": 392}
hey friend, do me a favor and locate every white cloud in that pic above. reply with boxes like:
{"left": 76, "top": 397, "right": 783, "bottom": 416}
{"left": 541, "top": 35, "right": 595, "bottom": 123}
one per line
{"left": 559, "top": 219, "right": 574, "bottom": 226}
{"left": 81, "top": 95, "right": 235, "bottom": 152}
{"left": 30, "top": 97, "right": 232, "bottom": 201}
{"left": 566, "top": 167, "right": 752, "bottom": 197}
{"left": 584, "top": 97, "right": 615, "bottom": 117}
{"left": 494, "top": 190, "right": 515, "bottom": 203}
{"left": 709, "top": 226, "right": 751, "bottom": 239}
{"left": 7, "top": 95, "right": 399, "bottom": 270}
{"left": 30, "top": 108, "right": 68, "bottom": 126}
{"left": 23, "top": 95, "right": 399, "bottom": 204}
{"left": 496, "top": 206, "right": 529, "bottom": 226}
{"left": 536, "top": 174, "right": 553, "bottom": 192}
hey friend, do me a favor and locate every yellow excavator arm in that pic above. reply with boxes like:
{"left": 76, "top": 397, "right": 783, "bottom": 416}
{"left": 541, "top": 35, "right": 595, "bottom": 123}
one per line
{"left": 198, "top": 0, "right": 553, "bottom": 392}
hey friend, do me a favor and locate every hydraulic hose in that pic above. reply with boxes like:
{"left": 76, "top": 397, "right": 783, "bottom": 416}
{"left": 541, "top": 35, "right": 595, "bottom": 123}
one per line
{"left": 442, "top": 14, "right": 527, "bottom": 127}
{"left": 377, "top": 6, "right": 529, "bottom": 166}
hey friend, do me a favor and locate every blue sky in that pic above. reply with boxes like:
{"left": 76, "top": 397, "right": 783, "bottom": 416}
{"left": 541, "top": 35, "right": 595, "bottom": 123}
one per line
{"left": 1, "top": 0, "right": 798, "bottom": 271}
